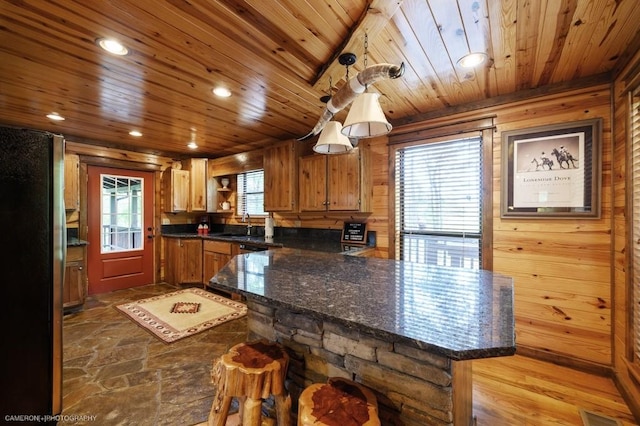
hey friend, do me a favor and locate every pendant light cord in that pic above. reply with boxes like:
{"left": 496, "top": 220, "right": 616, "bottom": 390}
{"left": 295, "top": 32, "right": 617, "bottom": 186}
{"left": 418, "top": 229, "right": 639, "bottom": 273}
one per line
{"left": 364, "top": 33, "right": 369, "bottom": 91}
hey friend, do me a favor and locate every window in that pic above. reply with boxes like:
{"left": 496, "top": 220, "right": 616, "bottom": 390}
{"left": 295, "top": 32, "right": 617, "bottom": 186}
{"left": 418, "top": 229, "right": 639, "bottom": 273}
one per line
{"left": 395, "top": 136, "right": 482, "bottom": 269}
{"left": 237, "top": 169, "right": 266, "bottom": 216}
{"left": 100, "top": 174, "right": 143, "bottom": 253}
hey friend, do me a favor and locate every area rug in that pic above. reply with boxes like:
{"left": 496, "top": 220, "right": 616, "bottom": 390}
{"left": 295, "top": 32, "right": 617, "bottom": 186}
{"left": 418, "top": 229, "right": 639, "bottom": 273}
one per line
{"left": 116, "top": 288, "right": 246, "bottom": 343}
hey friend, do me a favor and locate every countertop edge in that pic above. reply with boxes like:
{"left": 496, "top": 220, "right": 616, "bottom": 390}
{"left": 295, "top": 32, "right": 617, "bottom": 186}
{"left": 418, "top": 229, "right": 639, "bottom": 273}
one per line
{"left": 208, "top": 278, "right": 516, "bottom": 361}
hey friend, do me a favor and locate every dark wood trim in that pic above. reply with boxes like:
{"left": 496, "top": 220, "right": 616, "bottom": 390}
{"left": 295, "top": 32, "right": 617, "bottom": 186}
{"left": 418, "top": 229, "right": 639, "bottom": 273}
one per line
{"left": 389, "top": 116, "right": 496, "bottom": 145}
{"left": 481, "top": 128, "right": 493, "bottom": 271}
{"left": 614, "top": 370, "right": 640, "bottom": 424}
{"left": 516, "top": 345, "right": 613, "bottom": 378}
{"left": 614, "top": 29, "right": 640, "bottom": 82}
{"left": 390, "top": 73, "right": 611, "bottom": 128}
{"left": 78, "top": 155, "right": 164, "bottom": 172}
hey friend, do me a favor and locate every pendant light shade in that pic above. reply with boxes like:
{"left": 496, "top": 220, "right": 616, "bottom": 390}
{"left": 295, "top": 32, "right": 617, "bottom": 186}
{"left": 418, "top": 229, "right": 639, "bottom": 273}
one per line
{"left": 341, "top": 92, "right": 392, "bottom": 138}
{"left": 313, "top": 121, "right": 353, "bottom": 154}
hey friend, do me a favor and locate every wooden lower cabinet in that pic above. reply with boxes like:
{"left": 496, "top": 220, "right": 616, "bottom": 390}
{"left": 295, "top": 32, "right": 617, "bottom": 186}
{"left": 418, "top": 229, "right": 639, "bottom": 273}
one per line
{"left": 203, "top": 240, "right": 238, "bottom": 284}
{"left": 64, "top": 245, "right": 86, "bottom": 310}
{"left": 165, "top": 238, "right": 203, "bottom": 285}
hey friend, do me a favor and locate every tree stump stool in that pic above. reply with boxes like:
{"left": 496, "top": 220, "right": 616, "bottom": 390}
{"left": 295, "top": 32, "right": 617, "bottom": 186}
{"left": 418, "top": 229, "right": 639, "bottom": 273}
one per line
{"left": 208, "top": 339, "right": 291, "bottom": 426}
{"left": 297, "top": 377, "right": 380, "bottom": 426}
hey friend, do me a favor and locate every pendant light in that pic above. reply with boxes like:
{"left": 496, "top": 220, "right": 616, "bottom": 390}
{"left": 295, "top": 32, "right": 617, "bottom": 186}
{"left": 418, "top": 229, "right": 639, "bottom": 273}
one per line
{"left": 341, "top": 33, "right": 392, "bottom": 139}
{"left": 313, "top": 121, "right": 353, "bottom": 154}
{"left": 313, "top": 66, "right": 354, "bottom": 154}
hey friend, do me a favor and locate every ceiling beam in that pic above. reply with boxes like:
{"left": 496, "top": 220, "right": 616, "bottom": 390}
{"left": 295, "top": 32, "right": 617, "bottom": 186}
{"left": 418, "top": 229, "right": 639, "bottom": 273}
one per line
{"left": 311, "top": 0, "right": 403, "bottom": 92}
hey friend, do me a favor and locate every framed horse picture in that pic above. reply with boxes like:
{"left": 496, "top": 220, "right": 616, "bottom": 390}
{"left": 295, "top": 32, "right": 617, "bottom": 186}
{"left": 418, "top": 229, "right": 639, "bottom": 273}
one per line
{"left": 501, "top": 118, "right": 602, "bottom": 218}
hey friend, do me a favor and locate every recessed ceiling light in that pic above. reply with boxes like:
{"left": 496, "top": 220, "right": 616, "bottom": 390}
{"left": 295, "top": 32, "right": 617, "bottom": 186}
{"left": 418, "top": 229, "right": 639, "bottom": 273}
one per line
{"left": 97, "top": 38, "right": 129, "bottom": 56}
{"left": 457, "top": 52, "right": 487, "bottom": 68}
{"left": 129, "top": 130, "right": 142, "bottom": 137}
{"left": 187, "top": 141, "right": 198, "bottom": 149}
{"left": 46, "top": 112, "right": 65, "bottom": 121}
{"left": 213, "top": 87, "right": 231, "bottom": 98}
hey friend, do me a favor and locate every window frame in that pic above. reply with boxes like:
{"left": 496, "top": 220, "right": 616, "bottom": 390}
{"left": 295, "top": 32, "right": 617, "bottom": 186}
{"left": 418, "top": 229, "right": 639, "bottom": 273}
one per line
{"left": 629, "top": 85, "right": 640, "bottom": 368}
{"left": 236, "top": 168, "right": 267, "bottom": 217}
{"left": 389, "top": 128, "right": 493, "bottom": 270}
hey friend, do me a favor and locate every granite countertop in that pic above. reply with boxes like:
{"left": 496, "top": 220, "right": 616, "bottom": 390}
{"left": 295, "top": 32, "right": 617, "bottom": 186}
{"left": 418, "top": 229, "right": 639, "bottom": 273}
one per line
{"left": 209, "top": 248, "right": 516, "bottom": 361}
{"left": 162, "top": 232, "right": 368, "bottom": 255}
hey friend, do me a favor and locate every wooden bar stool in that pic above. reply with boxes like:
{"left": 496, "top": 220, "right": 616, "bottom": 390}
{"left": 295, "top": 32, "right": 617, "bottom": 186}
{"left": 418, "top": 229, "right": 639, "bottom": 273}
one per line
{"left": 297, "top": 377, "right": 380, "bottom": 426}
{"left": 208, "top": 339, "right": 291, "bottom": 426}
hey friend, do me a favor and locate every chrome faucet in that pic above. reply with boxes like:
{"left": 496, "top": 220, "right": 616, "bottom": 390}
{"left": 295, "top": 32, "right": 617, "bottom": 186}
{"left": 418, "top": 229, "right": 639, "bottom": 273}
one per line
{"left": 242, "top": 212, "right": 252, "bottom": 235}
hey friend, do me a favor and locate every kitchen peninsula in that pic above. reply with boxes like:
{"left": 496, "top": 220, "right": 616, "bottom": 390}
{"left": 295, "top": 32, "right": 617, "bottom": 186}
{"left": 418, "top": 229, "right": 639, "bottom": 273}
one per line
{"left": 208, "top": 248, "right": 515, "bottom": 425}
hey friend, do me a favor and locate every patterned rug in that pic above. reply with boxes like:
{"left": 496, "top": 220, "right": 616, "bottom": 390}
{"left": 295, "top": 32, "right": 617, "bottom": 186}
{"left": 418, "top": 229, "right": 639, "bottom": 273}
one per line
{"left": 116, "top": 288, "right": 247, "bottom": 343}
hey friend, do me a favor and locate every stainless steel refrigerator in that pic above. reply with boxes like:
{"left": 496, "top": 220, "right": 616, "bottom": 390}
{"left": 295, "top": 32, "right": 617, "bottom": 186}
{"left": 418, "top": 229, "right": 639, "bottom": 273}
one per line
{"left": 0, "top": 126, "right": 65, "bottom": 422}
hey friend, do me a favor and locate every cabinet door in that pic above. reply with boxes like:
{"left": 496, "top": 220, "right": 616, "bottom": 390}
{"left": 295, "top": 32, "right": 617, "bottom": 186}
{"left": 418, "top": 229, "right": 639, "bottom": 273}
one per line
{"left": 203, "top": 240, "right": 233, "bottom": 283}
{"left": 63, "top": 245, "right": 86, "bottom": 309}
{"left": 63, "top": 262, "right": 84, "bottom": 309}
{"left": 64, "top": 153, "right": 80, "bottom": 211}
{"left": 203, "top": 251, "right": 217, "bottom": 284}
{"left": 328, "top": 149, "right": 360, "bottom": 211}
{"left": 164, "top": 238, "right": 180, "bottom": 285}
{"left": 299, "top": 155, "right": 327, "bottom": 211}
{"left": 164, "top": 169, "right": 190, "bottom": 212}
{"left": 185, "top": 158, "right": 207, "bottom": 211}
{"left": 264, "top": 140, "right": 297, "bottom": 211}
{"left": 178, "top": 239, "right": 203, "bottom": 283}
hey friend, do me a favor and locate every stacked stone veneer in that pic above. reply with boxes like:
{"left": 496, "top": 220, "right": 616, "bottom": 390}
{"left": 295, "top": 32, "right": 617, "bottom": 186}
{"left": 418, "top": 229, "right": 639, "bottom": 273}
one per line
{"left": 246, "top": 299, "right": 460, "bottom": 426}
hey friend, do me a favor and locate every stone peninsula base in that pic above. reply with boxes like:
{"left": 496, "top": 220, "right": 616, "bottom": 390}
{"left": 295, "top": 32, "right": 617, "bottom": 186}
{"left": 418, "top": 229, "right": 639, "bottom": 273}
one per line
{"left": 246, "top": 299, "right": 473, "bottom": 426}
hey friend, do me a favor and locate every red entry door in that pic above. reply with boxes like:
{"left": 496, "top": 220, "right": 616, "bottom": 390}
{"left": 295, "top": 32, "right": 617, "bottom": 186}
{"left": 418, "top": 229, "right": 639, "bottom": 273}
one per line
{"left": 87, "top": 166, "right": 154, "bottom": 295}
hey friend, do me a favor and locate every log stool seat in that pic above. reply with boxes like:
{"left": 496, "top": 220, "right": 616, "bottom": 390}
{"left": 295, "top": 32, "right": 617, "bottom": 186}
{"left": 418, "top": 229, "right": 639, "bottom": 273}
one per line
{"left": 209, "top": 339, "right": 291, "bottom": 426}
{"left": 297, "top": 377, "right": 380, "bottom": 426}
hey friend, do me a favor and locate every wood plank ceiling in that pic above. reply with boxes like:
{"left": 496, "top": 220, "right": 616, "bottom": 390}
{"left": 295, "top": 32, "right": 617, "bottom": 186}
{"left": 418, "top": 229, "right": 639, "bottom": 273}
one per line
{"left": 1, "top": 0, "right": 639, "bottom": 158}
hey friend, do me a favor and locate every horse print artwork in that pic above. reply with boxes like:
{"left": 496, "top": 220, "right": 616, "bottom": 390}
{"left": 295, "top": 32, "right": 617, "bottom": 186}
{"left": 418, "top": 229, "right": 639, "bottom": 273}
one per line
{"left": 531, "top": 156, "right": 554, "bottom": 170}
{"left": 551, "top": 146, "right": 578, "bottom": 169}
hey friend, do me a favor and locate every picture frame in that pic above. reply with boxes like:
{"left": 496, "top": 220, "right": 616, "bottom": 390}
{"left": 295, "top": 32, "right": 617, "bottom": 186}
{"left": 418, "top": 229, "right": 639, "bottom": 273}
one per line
{"left": 501, "top": 118, "right": 602, "bottom": 218}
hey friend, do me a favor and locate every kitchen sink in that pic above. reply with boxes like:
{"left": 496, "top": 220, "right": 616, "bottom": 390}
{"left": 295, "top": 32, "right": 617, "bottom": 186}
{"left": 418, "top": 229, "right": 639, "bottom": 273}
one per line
{"left": 230, "top": 235, "right": 265, "bottom": 242}
{"left": 210, "top": 233, "right": 264, "bottom": 242}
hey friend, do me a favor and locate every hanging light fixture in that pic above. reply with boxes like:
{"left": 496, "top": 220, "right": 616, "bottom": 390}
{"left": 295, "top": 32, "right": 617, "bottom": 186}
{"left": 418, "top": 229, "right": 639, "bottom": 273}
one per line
{"left": 341, "top": 33, "right": 392, "bottom": 139}
{"left": 313, "top": 121, "right": 353, "bottom": 154}
{"left": 313, "top": 68, "right": 354, "bottom": 154}
{"left": 341, "top": 92, "right": 391, "bottom": 138}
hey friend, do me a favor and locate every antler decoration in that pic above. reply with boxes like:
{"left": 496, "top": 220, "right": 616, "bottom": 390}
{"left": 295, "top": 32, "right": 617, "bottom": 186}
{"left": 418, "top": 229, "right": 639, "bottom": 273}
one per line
{"left": 298, "top": 62, "right": 405, "bottom": 141}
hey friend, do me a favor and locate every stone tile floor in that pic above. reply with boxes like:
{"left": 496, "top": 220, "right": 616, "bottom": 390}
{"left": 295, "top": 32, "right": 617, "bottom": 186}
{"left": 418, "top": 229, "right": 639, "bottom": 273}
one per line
{"left": 61, "top": 283, "right": 248, "bottom": 425}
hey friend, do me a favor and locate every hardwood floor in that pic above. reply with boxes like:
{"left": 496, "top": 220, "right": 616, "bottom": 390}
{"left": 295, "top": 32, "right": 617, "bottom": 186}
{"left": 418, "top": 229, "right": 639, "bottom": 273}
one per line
{"left": 473, "top": 355, "right": 638, "bottom": 426}
{"left": 63, "top": 284, "right": 638, "bottom": 425}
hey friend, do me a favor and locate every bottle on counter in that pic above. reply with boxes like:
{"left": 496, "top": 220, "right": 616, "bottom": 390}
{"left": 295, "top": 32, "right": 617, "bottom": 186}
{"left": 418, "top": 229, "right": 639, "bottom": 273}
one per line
{"left": 203, "top": 224, "right": 209, "bottom": 235}
{"left": 198, "top": 224, "right": 204, "bottom": 235}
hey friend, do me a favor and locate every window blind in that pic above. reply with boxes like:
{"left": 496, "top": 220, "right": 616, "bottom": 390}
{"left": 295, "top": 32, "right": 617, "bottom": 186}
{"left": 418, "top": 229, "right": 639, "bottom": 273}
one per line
{"left": 395, "top": 137, "right": 482, "bottom": 269}
{"left": 236, "top": 169, "right": 266, "bottom": 216}
{"left": 631, "top": 89, "right": 640, "bottom": 363}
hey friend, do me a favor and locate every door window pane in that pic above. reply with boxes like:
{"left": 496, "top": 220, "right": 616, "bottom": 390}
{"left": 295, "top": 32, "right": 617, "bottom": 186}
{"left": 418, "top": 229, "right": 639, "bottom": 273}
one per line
{"left": 100, "top": 174, "right": 143, "bottom": 253}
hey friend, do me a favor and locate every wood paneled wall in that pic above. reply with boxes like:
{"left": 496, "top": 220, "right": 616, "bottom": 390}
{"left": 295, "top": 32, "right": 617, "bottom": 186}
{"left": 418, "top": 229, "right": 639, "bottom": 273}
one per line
{"left": 492, "top": 86, "right": 612, "bottom": 367}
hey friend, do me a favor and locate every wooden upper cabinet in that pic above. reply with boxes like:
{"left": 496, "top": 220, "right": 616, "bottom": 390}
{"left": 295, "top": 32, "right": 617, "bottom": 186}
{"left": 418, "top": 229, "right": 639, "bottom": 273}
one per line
{"left": 264, "top": 140, "right": 297, "bottom": 212}
{"left": 64, "top": 153, "right": 79, "bottom": 211}
{"left": 298, "top": 146, "right": 371, "bottom": 212}
{"left": 164, "top": 167, "right": 190, "bottom": 213}
{"left": 299, "top": 154, "right": 328, "bottom": 211}
{"left": 328, "top": 150, "right": 360, "bottom": 211}
{"left": 184, "top": 158, "right": 207, "bottom": 212}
